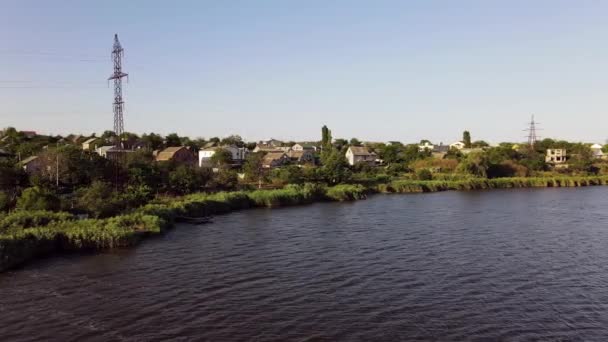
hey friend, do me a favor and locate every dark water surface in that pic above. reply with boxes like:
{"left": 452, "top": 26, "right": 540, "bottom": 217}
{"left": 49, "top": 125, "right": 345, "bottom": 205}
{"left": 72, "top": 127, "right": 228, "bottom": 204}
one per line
{"left": 3, "top": 187, "right": 608, "bottom": 341}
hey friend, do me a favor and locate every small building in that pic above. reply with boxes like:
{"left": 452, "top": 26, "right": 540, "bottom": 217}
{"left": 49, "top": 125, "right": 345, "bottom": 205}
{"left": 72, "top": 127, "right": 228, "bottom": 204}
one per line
{"left": 590, "top": 144, "right": 605, "bottom": 159}
{"left": 156, "top": 146, "right": 196, "bottom": 165}
{"left": 95, "top": 145, "right": 133, "bottom": 161}
{"left": 292, "top": 143, "right": 318, "bottom": 152}
{"left": 20, "top": 131, "right": 37, "bottom": 139}
{"left": 287, "top": 150, "right": 316, "bottom": 165}
{"left": 82, "top": 137, "right": 101, "bottom": 151}
{"left": 259, "top": 138, "right": 283, "bottom": 147}
{"left": 450, "top": 141, "right": 466, "bottom": 150}
{"left": 262, "top": 152, "right": 290, "bottom": 168}
{"left": 546, "top": 149, "right": 567, "bottom": 164}
{"left": 345, "top": 146, "right": 376, "bottom": 166}
{"left": 0, "top": 148, "right": 13, "bottom": 158}
{"left": 198, "top": 145, "right": 248, "bottom": 167}
{"left": 20, "top": 156, "right": 43, "bottom": 173}
{"left": 418, "top": 142, "right": 434, "bottom": 152}
{"left": 431, "top": 144, "right": 450, "bottom": 159}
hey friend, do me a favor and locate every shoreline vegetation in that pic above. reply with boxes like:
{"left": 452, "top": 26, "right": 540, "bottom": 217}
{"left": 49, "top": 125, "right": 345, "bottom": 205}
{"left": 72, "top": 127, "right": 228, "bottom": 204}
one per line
{"left": 2, "top": 176, "right": 608, "bottom": 272}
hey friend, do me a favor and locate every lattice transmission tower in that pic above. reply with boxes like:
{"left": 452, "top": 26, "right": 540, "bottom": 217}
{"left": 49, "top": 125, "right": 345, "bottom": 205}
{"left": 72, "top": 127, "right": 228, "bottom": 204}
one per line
{"left": 108, "top": 34, "right": 128, "bottom": 148}
{"left": 524, "top": 115, "right": 540, "bottom": 148}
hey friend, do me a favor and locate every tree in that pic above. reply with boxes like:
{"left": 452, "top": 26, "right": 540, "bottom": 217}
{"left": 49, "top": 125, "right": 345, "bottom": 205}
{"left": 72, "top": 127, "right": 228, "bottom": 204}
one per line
{"left": 165, "top": 133, "right": 181, "bottom": 147}
{"left": 321, "top": 125, "right": 331, "bottom": 148}
{"left": 16, "top": 186, "right": 60, "bottom": 211}
{"left": 243, "top": 153, "right": 265, "bottom": 184}
{"left": 221, "top": 135, "right": 245, "bottom": 147}
{"left": 457, "top": 152, "right": 489, "bottom": 177}
{"left": 320, "top": 149, "right": 351, "bottom": 185}
{"left": 472, "top": 140, "right": 489, "bottom": 148}
{"left": 168, "top": 165, "right": 206, "bottom": 194}
{"left": 333, "top": 138, "right": 348, "bottom": 152}
{"left": 141, "top": 133, "right": 164, "bottom": 150}
{"left": 210, "top": 169, "right": 238, "bottom": 190}
{"left": 379, "top": 144, "right": 402, "bottom": 164}
{"left": 270, "top": 165, "right": 304, "bottom": 185}
{"left": 76, "top": 181, "right": 122, "bottom": 218}
{"left": 209, "top": 149, "right": 233, "bottom": 168}
{"left": 463, "top": 131, "right": 472, "bottom": 148}
{"left": 349, "top": 138, "right": 362, "bottom": 146}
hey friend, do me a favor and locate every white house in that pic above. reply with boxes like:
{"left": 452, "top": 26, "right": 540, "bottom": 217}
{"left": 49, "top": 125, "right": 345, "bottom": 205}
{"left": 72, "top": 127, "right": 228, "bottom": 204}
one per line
{"left": 198, "top": 145, "right": 248, "bottom": 167}
{"left": 546, "top": 149, "right": 567, "bottom": 164}
{"left": 449, "top": 141, "right": 466, "bottom": 150}
{"left": 591, "top": 144, "right": 605, "bottom": 159}
{"left": 418, "top": 142, "right": 434, "bottom": 152}
{"left": 345, "top": 146, "right": 376, "bottom": 166}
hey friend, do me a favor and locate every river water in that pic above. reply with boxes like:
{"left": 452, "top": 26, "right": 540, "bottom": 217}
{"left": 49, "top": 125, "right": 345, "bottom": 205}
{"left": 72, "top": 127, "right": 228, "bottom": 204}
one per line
{"left": 2, "top": 187, "right": 608, "bottom": 341}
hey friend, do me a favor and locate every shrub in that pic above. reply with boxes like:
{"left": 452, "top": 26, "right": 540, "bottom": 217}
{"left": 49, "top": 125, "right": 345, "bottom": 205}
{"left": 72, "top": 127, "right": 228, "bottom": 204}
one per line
{"left": 16, "top": 187, "right": 60, "bottom": 211}
{"left": 416, "top": 169, "right": 433, "bottom": 180}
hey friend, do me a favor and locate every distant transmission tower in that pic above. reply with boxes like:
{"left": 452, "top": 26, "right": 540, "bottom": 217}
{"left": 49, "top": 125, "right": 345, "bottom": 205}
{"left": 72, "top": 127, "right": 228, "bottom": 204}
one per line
{"left": 108, "top": 34, "right": 128, "bottom": 148}
{"left": 524, "top": 115, "right": 540, "bottom": 148}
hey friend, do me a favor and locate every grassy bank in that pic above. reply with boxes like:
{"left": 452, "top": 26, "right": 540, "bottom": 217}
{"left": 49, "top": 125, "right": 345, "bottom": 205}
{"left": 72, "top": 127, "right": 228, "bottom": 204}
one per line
{"left": 381, "top": 176, "right": 608, "bottom": 193}
{"left": 0, "top": 184, "right": 367, "bottom": 272}
{"left": 2, "top": 177, "right": 607, "bottom": 272}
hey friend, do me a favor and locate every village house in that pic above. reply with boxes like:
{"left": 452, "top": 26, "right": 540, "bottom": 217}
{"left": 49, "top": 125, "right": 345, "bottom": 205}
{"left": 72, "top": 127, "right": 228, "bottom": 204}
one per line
{"left": 418, "top": 141, "right": 434, "bottom": 152}
{"left": 20, "top": 131, "right": 37, "bottom": 139}
{"left": 20, "top": 156, "right": 43, "bottom": 174}
{"left": 291, "top": 143, "right": 318, "bottom": 152}
{"left": 0, "top": 148, "right": 13, "bottom": 159}
{"left": 287, "top": 150, "right": 316, "bottom": 165}
{"left": 345, "top": 146, "right": 376, "bottom": 166}
{"left": 198, "top": 145, "right": 248, "bottom": 167}
{"left": 96, "top": 145, "right": 133, "bottom": 161}
{"left": 545, "top": 149, "right": 567, "bottom": 165}
{"left": 259, "top": 138, "right": 283, "bottom": 147}
{"left": 450, "top": 141, "right": 466, "bottom": 150}
{"left": 431, "top": 144, "right": 450, "bottom": 159}
{"left": 82, "top": 137, "right": 101, "bottom": 151}
{"left": 262, "top": 152, "right": 290, "bottom": 168}
{"left": 590, "top": 144, "right": 605, "bottom": 159}
{"left": 155, "top": 146, "right": 196, "bottom": 165}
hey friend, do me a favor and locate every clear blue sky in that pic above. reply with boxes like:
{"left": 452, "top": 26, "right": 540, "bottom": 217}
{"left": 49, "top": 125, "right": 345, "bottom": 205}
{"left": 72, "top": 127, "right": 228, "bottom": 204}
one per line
{"left": 1, "top": 0, "right": 607, "bottom": 144}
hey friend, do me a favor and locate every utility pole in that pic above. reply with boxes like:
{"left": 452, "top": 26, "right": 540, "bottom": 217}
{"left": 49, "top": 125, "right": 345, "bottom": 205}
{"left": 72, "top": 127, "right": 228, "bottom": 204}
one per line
{"left": 108, "top": 34, "right": 128, "bottom": 149}
{"left": 524, "top": 115, "right": 540, "bottom": 148}
{"left": 108, "top": 34, "right": 128, "bottom": 189}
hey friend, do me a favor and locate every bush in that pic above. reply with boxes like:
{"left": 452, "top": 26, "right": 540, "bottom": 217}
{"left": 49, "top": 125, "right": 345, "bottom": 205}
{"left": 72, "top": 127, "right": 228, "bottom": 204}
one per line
{"left": 16, "top": 187, "right": 60, "bottom": 211}
{"left": 416, "top": 169, "right": 433, "bottom": 180}
{"left": 325, "top": 184, "right": 367, "bottom": 201}
{"left": 76, "top": 181, "right": 123, "bottom": 218}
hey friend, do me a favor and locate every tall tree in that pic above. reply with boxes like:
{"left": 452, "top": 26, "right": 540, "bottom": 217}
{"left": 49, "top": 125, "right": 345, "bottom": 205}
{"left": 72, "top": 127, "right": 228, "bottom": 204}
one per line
{"left": 463, "top": 131, "right": 472, "bottom": 148}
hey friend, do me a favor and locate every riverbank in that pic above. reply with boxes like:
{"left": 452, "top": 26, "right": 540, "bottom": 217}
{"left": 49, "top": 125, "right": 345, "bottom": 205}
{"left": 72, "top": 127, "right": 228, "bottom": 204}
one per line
{"left": 2, "top": 176, "right": 607, "bottom": 272}
{"left": 0, "top": 184, "right": 366, "bottom": 272}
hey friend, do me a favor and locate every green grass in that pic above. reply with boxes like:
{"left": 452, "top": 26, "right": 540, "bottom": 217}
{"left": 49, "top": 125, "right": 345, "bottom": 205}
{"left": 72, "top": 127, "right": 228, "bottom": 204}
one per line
{"left": 384, "top": 176, "right": 608, "bottom": 193}
{"left": 4, "top": 176, "right": 608, "bottom": 272}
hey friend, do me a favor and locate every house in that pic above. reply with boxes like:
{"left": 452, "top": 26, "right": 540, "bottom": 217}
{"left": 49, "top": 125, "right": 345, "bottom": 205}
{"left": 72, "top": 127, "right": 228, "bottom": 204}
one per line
{"left": 292, "top": 143, "right": 318, "bottom": 152}
{"left": 590, "top": 144, "right": 605, "bottom": 159}
{"left": 450, "top": 141, "right": 466, "bottom": 150}
{"left": 262, "top": 152, "right": 290, "bottom": 168}
{"left": 431, "top": 144, "right": 450, "bottom": 159}
{"left": 96, "top": 146, "right": 118, "bottom": 158}
{"left": 82, "top": 138, "right": 101, "bottom": 150}
{"left": 20, "top": 131, "right": 37, "bottom": 139}
{"left": 198, "top": 145, "right": 249, "bottom": 167}
{"left": 259, "top": 139, "right": 283, "bottom": 147}
{"left": 0, "top": 148, "right": 13, "bottom": 158}
{"left": 345, "top": 146, "right": 376, "bottom": 166}
{"left": 546, "top": 149, "right": 567, "bottom": 164}
{"left": 254, "top": 144, "right": 291, "bottom": 153}
{"left": 287, "top": 150, "right": 316, "bottom": 165}
{"left": 418, "top": 142, "right": 434, "bottom": 152}
{"left": 95, "top": 145, "right": 132, "bottom": 160}
{"left": 156, "top": 146, "right": 196, "bottom": 165}
{"left": 20, "top": 156, "right": 43, "bottom": 173}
